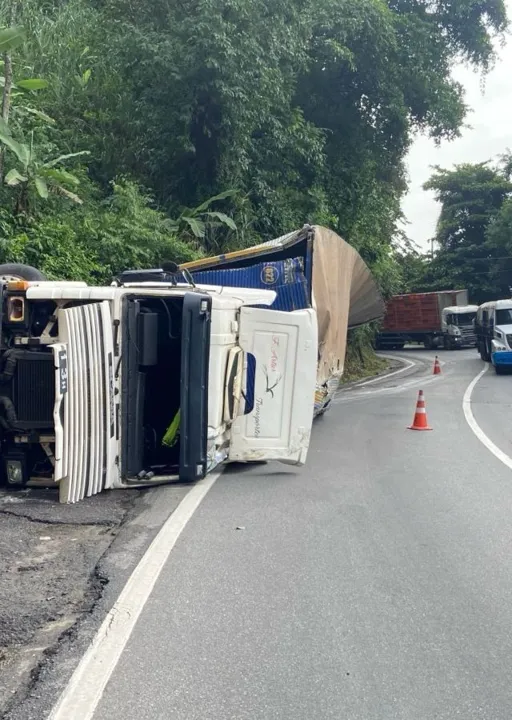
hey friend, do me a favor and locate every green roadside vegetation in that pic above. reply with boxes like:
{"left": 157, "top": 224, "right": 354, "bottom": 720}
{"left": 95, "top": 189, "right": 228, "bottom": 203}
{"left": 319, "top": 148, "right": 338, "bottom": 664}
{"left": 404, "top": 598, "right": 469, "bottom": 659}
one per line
{"left": 340, "top": 328, "right": 389, "bottom": 385}
{"left": 0, "top": 0, "right": 507, "bottom": 373}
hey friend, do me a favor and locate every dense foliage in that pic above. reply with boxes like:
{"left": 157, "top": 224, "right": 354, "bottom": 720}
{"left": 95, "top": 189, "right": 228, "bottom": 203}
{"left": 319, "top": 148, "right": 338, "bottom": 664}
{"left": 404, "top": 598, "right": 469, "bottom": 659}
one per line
{"left": 0, "top": 0, "right": 507, "bottom": 295}
{"left": 400, "top": 158, "right": 512, "bottom": 304}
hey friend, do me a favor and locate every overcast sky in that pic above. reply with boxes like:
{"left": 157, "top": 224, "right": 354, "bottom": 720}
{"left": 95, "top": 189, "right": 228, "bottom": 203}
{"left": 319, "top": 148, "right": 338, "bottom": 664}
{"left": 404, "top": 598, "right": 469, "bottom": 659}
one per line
{"left": 401, "top": 3, "right": 512, "bottom": 253}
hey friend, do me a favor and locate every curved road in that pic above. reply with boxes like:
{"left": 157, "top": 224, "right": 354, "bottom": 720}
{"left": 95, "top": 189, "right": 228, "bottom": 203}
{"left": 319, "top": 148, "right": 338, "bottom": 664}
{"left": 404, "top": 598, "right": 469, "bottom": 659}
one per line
{"left": 52, "top": 350, "right": 512, "bottom": 718}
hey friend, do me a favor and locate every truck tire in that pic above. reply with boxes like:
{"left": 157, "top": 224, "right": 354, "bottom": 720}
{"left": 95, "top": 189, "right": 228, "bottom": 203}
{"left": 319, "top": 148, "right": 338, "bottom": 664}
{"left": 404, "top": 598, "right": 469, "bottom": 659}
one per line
{"left": 0, "top": 263, "right": 46, "bottom": 282}
{"left": 495, "top": 364, "right": 504, "bottom": 375}
{"left": 424, "top": 336, "right": 433, "bottom": 350}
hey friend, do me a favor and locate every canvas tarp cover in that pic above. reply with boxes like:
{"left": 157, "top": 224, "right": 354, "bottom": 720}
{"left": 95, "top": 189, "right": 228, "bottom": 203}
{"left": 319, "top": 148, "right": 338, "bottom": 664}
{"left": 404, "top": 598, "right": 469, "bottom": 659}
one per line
{"left": 182, "top": 225, "right": 384, "bottom": 412}
{"left": 308, "top": 226, "right": 384, "bottom": 393}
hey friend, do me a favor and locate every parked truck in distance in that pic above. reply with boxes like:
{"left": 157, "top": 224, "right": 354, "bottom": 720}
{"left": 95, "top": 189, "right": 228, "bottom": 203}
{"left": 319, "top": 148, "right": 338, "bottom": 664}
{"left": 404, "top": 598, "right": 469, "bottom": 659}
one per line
{"left": 475, "top": 299, "right": 512, "bottom": 374}
{"left": 376, "top": 290, "right": 478, "bottom": 350}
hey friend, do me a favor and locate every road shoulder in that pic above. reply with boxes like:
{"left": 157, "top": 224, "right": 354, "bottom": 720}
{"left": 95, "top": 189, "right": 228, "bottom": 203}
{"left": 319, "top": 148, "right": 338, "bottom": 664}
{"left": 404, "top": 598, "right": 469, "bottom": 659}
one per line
{"left": 339, "top": 354, "right": 407, "bottom": 391}
{"left": 0, "top": 482, "right": 189, "bottom": 720}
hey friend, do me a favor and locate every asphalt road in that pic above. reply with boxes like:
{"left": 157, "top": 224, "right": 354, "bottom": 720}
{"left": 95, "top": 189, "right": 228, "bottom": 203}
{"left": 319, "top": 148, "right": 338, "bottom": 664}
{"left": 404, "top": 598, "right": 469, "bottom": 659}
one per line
{"left": 81, "top": 347, "right": 512, "bottom": 720}
{"left": 10, "top": 347, "right": 512, "bottom": 720}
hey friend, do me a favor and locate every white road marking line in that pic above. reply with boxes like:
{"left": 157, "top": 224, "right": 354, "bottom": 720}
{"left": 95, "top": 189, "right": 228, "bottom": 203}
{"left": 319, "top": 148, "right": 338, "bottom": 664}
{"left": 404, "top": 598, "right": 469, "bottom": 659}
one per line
{"left": 462, "top": 365, "right": 512, "bottom": 470}
{"left": 47, "top": 472, "right": 221, "bottom": 720}
{"left": 335, "top": 375, "right": 440, "bottom": 403}
{"left": 352, "top": 354, "right": 416, "bottom": 388}
{"left": 338, "top": 350, "right": 451, "bottom": 401}
{"left": 335, "top": 352, "right": 443, "bottom": 403}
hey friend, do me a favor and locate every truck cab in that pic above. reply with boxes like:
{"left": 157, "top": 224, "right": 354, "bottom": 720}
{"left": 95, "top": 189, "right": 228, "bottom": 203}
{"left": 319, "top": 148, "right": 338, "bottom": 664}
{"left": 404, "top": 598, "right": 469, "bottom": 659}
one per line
{"left": 440, "top": 305, "right": 478, "bottom": 349}
{"left": 475, "top": 299, "right": 512, "bottom": 373}
{"left": 0, "top": 270, "right": 318, "bottom": 501}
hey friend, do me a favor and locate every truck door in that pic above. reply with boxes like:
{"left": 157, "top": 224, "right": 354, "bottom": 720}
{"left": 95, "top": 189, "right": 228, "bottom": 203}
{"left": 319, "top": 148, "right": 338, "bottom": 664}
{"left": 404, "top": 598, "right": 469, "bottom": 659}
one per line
{"left": 228, "top": 306, "right": 318, "bottom": 466}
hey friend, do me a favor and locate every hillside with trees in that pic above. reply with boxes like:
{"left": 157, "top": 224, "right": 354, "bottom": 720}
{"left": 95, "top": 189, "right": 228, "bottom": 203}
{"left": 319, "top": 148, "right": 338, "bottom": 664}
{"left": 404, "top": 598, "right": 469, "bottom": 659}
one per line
{"left": 400, "top": 157, "right": 512, "bottom": 304}
{"left": 0, "top": 0, "right": 507, "bottom": 307}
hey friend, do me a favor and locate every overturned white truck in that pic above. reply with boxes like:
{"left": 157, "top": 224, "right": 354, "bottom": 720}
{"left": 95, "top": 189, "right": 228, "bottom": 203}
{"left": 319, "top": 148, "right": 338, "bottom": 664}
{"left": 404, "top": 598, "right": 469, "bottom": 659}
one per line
{"left": 0, "top": 225, "right": 383, "bottom": 502}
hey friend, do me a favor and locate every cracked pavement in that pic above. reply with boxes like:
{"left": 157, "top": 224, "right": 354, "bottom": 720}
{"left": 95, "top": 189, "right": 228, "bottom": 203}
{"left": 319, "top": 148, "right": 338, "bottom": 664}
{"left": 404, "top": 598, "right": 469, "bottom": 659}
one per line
{"left": 0, "top": 487, "right": 138, "bottom": 715}
{"left": 0, "top": 482, "right": 190, "bottom": 720}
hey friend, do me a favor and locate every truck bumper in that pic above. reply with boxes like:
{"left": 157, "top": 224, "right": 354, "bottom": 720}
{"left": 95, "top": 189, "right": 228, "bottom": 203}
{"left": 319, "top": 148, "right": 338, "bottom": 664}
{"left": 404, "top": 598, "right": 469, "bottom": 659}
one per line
{"left": 492, "top": 351, "right": 512, "bottom": 366}
{"left": 451, "top": 336, "right": 476, "bottom": 348}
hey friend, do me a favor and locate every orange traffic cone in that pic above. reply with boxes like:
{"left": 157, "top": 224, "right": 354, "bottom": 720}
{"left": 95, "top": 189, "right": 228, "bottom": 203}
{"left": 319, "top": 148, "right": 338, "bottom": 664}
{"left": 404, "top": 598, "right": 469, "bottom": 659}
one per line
{"left": 408, "top": 390, "right": 432, "bottom": 431}
{"left": 433, "top": 356, "right": 441, "bottom": 375}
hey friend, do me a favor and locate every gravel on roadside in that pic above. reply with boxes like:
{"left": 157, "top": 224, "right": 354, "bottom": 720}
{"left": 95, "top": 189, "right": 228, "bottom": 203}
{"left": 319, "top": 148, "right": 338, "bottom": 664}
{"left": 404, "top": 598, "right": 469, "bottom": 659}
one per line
{"left": 0, "top": 487, "right": 141, "bottom": 715}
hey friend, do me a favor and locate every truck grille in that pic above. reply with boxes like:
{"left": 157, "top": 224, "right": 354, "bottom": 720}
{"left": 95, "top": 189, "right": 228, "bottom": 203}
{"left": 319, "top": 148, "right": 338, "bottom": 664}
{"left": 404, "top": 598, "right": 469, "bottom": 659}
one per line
{"left": 58, "top": 302, "right": 115, "bottom": 503}
{"left": 12, "top": 352, "right": 54, "bottom": 428}
{"left": 460, "top": 327, "right": 476, "bottom": 342}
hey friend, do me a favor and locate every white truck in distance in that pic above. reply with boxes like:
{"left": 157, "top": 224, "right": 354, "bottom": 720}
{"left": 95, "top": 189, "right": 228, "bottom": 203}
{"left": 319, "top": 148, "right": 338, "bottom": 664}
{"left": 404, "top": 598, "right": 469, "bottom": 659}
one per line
{"left": 441, "top": 305, "right": 479, "bottom": 349}
{"left": 475, "top": 299, "right": 512, "bottom": 374}
{"left": 0, "top": 266, "right": 318, "bottom": 502}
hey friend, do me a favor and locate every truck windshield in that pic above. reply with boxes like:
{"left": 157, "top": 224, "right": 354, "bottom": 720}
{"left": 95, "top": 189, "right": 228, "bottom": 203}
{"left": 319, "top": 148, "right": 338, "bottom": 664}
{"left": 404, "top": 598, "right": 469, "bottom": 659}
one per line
{"left": 496, "top": 309, "right": 512, "bottom": 325}
{"left": 453, "top": 313, "right": 476, "bottom": 325}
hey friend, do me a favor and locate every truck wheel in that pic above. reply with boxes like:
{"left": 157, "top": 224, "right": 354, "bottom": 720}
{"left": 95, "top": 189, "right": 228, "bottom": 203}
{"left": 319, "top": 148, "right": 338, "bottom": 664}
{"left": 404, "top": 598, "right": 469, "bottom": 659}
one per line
{"left": 495, "top": 365, "right": 504, "bottom": 375}
{"left": 0, "top": 263, "right": 46, "bottom": 282}
{"left": 424, "top": 336, "right": 433, "bottom": 350}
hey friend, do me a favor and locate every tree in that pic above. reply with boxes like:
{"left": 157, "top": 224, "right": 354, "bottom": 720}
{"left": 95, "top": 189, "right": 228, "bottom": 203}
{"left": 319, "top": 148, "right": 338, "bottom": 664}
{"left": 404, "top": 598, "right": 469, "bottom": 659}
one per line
{"left": 486, "top": 196, "right": 512, "bottom": 298}
{"left": 0, "top": 23, "right": 25, "bottom": 180}
{"left": 424, "top": 162, "right": 512, "bottom": 302}
{"left": 0, "top": 178, "right": 202, "bottom": 282}
{"left": 14, "top": 0, "right": 506, "bottom": 242}
{"left": 0, "top": 116, "right": 89, "bottom": 212}
{"left": 0, "top": 0, "right": 508, "bottom": 297}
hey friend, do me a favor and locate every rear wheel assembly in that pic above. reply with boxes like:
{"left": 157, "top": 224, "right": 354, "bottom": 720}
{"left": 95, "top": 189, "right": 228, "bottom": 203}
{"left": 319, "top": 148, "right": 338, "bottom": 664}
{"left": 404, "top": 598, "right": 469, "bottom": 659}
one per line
{"left": 0, "top": 263, "right": 46, "bottom": 282}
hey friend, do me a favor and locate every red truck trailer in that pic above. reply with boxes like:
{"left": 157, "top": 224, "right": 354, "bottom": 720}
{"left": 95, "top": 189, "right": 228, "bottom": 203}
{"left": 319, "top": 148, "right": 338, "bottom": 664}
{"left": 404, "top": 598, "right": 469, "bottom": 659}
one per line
{"left": 376, "top": 290, "right": 477, "bottom": 350}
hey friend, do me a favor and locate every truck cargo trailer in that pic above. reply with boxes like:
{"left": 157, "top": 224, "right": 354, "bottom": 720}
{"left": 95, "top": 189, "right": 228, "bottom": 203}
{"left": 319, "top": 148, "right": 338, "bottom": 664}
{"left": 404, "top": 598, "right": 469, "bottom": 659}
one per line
{"left": 182, "top": 225, "right": 385, "bottom": 416}
{"left": 376, "top": 290, "right": 477, "bottom": 350}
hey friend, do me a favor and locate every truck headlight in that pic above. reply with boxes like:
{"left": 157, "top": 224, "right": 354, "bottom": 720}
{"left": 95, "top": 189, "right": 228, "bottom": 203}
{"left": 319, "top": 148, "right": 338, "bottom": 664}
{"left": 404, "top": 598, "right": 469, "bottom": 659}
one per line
{"left": 7, "top": 296, "right": 25, "bottom": 323}
{"left": 493, "top": 340, "right": 507, "bottom": 352}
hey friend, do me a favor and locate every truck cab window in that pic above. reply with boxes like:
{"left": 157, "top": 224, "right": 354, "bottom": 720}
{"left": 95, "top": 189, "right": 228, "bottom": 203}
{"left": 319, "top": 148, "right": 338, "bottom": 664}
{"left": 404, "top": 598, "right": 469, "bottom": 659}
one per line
{"left": 496, "top": 309, "right": 512, "bottom": 325}
{"left": 453, "top": 313, "right": 476, "bottom": 326}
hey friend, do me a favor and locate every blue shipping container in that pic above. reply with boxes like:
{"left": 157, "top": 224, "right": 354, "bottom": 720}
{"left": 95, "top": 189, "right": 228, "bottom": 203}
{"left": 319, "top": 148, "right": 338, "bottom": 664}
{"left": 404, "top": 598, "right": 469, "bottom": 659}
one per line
{"left": 191, "top": 257, "right": 310, "bottom": 312}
